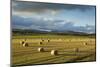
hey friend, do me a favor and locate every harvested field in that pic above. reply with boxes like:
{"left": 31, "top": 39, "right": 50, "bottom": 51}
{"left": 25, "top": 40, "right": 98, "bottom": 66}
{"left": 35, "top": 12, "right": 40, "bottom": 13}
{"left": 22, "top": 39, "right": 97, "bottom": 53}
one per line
{"left": 12, "top": 35, "right": 96, "bottom": 66}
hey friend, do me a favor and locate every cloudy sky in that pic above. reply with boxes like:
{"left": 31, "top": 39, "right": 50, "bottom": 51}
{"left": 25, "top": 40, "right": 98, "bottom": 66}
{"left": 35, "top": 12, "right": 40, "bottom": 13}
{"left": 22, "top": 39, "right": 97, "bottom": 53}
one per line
{"left": 12, "top": 1, "right": 96, "bottom": 33}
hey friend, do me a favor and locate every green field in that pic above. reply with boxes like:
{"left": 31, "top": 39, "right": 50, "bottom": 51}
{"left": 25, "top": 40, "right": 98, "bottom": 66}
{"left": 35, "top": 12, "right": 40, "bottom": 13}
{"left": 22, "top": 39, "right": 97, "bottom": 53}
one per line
{"left": 12, "top": 34, "right": 96, "bottom": 66}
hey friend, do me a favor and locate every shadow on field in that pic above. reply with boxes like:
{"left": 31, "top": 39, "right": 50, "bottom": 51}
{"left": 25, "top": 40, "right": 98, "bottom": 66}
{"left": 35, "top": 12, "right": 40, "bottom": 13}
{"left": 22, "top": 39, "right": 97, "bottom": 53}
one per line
{"left": 14, "top": 55, "right": 66, "bottom": 66}
{"left": 66, "top": 53, "right": 96, "bottom": 63}
{"left": 28, "top": 45, "right": 60, "bottom": 48}
{"left": 13, "top": 52, "right": 95, "bottom": 66}
{"left": 13, "top": 49, "right": 51, "bottom": 57}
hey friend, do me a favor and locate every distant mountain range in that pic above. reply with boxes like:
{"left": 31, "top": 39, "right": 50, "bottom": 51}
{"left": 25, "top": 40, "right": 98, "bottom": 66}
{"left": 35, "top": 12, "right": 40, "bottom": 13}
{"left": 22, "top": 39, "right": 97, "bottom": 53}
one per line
{"left": 12, "top": 29, "right": 95, "bottom": 35}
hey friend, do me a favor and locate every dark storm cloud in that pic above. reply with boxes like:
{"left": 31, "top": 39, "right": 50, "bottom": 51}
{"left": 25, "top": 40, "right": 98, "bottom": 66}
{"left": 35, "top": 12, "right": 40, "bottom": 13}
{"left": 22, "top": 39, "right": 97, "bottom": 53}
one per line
{"left": 12, "top": 15, "right": 33, "bottom": 27}
{"left": 12, "top": 1, "right": 95, "bottom": 33}
{"left": 12, "top": 15, "right": 95, "bottom": 33}
{"left": 12, "top": 1, "right": 95, "bottom": 13}
{"left": 12, "top": 15, "right": 65, "bottom": 30}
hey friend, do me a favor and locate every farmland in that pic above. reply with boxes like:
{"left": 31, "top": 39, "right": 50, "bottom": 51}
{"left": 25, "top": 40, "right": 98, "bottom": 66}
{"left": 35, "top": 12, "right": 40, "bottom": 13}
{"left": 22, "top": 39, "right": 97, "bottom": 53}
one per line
{"left": 12, "top": 34, "right": 96, "bottom": 66}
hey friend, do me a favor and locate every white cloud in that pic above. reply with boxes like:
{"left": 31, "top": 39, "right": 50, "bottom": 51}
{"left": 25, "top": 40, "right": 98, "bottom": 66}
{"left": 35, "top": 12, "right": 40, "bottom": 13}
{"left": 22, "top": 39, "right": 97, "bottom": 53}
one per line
{"left": 43, "top": 17, "right": 54, "bottom": 21}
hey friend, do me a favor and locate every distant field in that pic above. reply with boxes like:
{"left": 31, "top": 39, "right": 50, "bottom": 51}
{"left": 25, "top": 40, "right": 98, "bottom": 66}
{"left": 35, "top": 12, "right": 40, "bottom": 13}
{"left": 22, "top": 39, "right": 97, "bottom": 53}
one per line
{"left": 12, "top": 34, "right": 96, "bottom": 66}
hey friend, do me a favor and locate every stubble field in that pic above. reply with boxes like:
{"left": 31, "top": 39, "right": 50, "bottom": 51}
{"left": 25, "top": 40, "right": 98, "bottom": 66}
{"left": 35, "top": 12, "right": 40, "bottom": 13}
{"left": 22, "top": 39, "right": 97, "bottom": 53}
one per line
{"left": 12, "top": 35, "right": 96, "bottom": 66}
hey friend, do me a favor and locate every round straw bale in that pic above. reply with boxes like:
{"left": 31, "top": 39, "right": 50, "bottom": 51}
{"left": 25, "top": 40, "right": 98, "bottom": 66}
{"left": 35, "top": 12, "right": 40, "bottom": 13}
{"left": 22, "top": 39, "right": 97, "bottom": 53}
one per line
{"left": 20, "top": 41, "right": 25, "bottom": 45}
{"left": 38, "top": 47, "right": 44, "bottom": 52}
{"left": 39, "top": 42, "right": 43, "bottom": 45}
{"left": 23, "top": 42, "right": 28, "bottom": 47}
{"left": 48, "top": 40, "right": 50, "bottom": 42}
{"left": 84, "top": 42, "right": 87, "bottom": 45}
{"left": 74, "top": 48, "right": 79, "bottom": 52}
{"left": 51, "top": 50, "right": 58, "bottom": 56}
{"left": 42, "top": 39, "right": 44, "bottom": 42}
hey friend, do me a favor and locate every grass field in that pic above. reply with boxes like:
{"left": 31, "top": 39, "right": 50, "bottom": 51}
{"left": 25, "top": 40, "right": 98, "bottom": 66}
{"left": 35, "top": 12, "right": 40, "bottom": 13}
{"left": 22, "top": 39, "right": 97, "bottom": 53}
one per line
{"left": 12, "top": 34, "right": 96, "bottom": 66}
